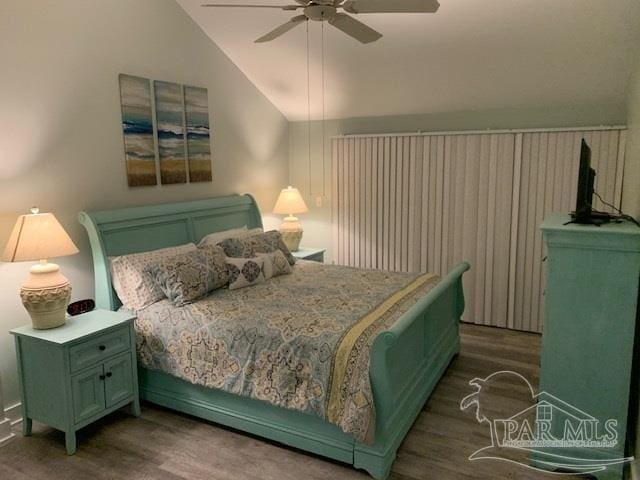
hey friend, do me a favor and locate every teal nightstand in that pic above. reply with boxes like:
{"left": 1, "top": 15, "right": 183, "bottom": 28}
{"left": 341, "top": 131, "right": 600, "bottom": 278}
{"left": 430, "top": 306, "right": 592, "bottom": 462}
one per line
{"left": 10, "top": 310, "right": 140, "bottom": 454}
{"left": 292, "top": 247, "right": 326, "bottom": 263}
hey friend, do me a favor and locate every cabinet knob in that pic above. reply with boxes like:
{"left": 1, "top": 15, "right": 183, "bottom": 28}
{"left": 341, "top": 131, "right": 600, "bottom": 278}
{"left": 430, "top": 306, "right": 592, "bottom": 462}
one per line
{"left": 99, "top": 345, "right": 106, "bottom": 351}
{"left": 99, "top": 374, "right": 106, "bottom": 380}
{"left": 106, "top": 372, "right": 112, "bottom": 378}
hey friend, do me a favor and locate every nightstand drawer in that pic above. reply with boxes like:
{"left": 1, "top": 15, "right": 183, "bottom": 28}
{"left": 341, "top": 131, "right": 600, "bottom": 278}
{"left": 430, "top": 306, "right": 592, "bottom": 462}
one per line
{"left": 69, "top": 327, "right": 130, "bottom": 373}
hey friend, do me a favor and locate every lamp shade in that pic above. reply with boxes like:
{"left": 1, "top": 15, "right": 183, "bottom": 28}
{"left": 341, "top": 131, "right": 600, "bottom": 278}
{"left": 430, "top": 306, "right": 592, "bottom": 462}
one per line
{"left": 273, "top": 186, "right": 308, "bottom": 215}
{"left": 2, "top": 210, "right": 79, "bottom": 263}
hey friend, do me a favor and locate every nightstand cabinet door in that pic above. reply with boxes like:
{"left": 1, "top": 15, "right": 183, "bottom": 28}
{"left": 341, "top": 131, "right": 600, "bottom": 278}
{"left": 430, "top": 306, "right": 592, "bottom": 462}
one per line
{"left": 71, "top": 365, "right": 106, "bottom": 423}
{"left": 104, "top": 353, "right": 134, "bottom": 408}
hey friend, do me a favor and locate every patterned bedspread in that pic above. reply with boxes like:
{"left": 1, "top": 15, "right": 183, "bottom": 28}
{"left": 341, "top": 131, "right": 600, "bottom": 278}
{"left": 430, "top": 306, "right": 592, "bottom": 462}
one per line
{"left": 133, "top": 260, "right": 440, "bottom": 442}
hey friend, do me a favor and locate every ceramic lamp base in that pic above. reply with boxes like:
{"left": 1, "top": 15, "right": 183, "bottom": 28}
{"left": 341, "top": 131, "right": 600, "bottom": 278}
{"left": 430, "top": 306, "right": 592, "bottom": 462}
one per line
{"left": 280, "top": 229, "right": 303, "bottom": 252}
{"left": 20, "top": 263, "right": 71, "bottom": 330}
{"left": 279, "top": 216, "right": 304, "bottom": 252}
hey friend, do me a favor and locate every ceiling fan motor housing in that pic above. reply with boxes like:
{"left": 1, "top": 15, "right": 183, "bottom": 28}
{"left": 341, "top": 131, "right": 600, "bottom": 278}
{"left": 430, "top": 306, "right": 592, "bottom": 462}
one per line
{"left": 304, "top": 4, "right": 337, "bottom": 21}
{"left": 202, "top": 0, "right": 441, "bottom": 43}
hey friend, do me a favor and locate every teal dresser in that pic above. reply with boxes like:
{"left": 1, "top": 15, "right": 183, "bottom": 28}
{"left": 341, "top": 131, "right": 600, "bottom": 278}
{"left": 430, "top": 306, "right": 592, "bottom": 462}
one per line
{"left": 534, "top": 214, "right": 640, "bottom": 479}
{"left": 10, "top": 310, "right": 140, "bottom": 454}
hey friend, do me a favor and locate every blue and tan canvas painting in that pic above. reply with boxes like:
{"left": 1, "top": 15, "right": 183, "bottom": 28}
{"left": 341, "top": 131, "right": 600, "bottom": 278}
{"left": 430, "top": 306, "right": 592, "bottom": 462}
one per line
{"left": 184, "top": 86, "right": 212, "bottom": 182}
{"left": 154, "top": 81, "right": 187, "bottom": 184}
{"left": 118, "top": 74, "right": 157, "bottom": 186}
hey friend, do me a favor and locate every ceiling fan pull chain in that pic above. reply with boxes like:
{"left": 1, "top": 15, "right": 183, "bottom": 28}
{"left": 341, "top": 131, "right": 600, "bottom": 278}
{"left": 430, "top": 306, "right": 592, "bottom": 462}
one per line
{"left": 321, "top": 15, "right": 327, "bottom": 198}
{"left": 306, "top": 18, "right": 313, "bottom": 198}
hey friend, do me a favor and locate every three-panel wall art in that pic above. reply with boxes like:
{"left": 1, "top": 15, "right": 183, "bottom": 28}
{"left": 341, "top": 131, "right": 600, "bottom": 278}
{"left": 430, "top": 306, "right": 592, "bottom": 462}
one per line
{"left": 118, "top": 74, "right": 212, "bottom": 187}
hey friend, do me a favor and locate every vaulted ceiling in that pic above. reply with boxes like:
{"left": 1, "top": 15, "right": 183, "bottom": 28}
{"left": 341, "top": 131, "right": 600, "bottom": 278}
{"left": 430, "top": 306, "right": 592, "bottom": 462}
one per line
{"left": 177, "top": 0, "right": 640, "bottom": 121}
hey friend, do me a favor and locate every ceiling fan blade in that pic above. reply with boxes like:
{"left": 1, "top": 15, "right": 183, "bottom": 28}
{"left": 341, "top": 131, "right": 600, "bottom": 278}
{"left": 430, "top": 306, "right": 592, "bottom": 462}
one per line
{"left": 342, "top": 0, "right": 439, "bottom": 14}
{"left": 255, "top": 15, "right": 307, "bottom": 43}
{"left": 201, "top": 3, "right": 301, "bottom": 10}
{"left": 328, "top": 13, "right": 382, "bottom": 43}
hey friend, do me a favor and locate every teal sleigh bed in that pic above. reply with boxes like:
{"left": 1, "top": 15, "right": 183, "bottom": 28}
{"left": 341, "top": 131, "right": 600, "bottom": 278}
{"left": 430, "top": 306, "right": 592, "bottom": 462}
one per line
{"left": 79, "top": 194, "right": 469, "bottom": 479}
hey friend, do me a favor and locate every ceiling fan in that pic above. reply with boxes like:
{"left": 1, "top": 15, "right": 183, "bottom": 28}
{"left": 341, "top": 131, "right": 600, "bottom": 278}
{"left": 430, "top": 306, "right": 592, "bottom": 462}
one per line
{"left": 201, "top": 0, "right": 440, "bottom": 44}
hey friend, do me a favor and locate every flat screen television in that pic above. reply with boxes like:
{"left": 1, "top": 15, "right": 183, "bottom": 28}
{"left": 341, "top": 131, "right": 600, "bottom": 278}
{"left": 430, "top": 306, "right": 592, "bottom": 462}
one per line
{"left": 570, "top": 139, "right": 639, "bottom": 227}
{"left": 572, "top": 139, "right": 597, "bottom": 224}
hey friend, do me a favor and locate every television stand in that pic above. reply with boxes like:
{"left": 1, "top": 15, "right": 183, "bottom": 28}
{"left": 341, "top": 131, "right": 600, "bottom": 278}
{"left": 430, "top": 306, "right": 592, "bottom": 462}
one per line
{"left": 537, "top": 213, "right": 640, "bottom": 480}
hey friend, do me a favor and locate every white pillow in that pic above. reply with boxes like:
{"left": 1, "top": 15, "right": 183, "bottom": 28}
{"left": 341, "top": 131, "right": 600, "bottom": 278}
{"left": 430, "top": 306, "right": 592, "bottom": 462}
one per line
{"left": 225, "top": 256, "right": 266, "bottom": 290}
{"left": 109, "top": 243, "right": 197, "bottom": 310}
{"left": 198, "top": 227, "right": 264, "bottom": 247}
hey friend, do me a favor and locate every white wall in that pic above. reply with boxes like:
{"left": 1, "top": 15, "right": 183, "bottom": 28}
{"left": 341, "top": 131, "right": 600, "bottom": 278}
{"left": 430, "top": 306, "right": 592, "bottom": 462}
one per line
{"left": 0, "top": 0, "right": 289, "bottom": 408}
{"left": 627, "top": 46, "right": 640, "bottom": 480}
{"left": 289, "top": 104, "right": 628, "bottom": 262}
{"left": 624, "top": 52, "right": 640, "bottom": 220}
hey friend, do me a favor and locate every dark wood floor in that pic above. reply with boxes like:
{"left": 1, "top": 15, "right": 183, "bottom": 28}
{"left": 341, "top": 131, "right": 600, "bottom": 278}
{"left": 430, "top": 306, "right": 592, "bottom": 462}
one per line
{"left": 0, "top": 323, "right": 590, "bottom": 479}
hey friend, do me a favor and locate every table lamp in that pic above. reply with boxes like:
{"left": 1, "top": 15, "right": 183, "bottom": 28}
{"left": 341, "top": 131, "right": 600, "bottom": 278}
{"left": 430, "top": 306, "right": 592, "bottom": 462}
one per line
{"left": 2, "top": 208, "right": 79, "bottom": 329}
{"left": 273, "top": 186, "right": 308, "bottom": 252}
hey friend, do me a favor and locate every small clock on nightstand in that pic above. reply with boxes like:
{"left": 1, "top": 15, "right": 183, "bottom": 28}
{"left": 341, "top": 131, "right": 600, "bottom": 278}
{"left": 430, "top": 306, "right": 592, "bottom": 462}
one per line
{"left": 292, "top": 247, "right": 326, "bottom": 263}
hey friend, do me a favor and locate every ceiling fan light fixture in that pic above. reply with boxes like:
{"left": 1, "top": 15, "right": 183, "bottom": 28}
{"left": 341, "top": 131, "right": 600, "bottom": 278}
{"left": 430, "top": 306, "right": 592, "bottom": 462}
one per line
{"left": 304, "top": 4, "right": 337, "bottom": 21}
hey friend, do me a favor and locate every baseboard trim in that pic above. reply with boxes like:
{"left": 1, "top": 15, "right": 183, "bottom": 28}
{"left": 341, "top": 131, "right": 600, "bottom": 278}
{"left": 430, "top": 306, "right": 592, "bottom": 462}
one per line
{"left": 0, "top": 418, "right": 15, "bottom": 446}
{"left": 4, "top": 403, "right": 22, "bottom": 427}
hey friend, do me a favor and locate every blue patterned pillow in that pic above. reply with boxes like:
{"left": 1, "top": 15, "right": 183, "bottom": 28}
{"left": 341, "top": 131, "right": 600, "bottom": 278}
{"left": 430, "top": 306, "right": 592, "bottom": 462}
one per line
{"left": 146, "top": 245, "right": 229, "bottom": 306}
{"left": 217, "top": 237, "right": 254, "bottom": 258}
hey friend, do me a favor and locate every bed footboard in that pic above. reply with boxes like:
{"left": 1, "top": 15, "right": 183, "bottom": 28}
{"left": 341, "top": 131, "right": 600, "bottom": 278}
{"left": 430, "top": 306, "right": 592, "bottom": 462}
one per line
{"left": 354, "top": 261, "right": 470, "bottom": 479}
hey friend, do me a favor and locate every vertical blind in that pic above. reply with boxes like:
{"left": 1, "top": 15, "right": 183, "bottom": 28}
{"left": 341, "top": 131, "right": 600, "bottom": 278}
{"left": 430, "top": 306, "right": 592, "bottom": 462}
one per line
{"left": 508, "top": 129, "right": 626, "bottom": 331}
{"left": 331, "top": 128, "right": 626, "bottom": 332}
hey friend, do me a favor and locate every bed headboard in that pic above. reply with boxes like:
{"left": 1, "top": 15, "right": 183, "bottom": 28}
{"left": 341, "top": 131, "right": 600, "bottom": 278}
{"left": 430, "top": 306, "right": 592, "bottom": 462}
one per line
{"left": 78, "top": 194, "right": 263, "bottom": 311}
